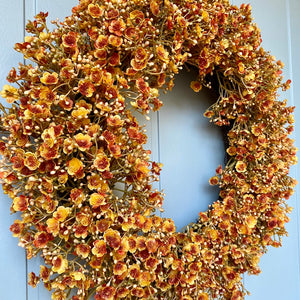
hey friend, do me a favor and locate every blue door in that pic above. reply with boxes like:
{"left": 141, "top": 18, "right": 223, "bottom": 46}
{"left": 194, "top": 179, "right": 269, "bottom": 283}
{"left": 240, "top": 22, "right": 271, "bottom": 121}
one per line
{"left": 0, "top": 0, "right": 299, "bottom": 299}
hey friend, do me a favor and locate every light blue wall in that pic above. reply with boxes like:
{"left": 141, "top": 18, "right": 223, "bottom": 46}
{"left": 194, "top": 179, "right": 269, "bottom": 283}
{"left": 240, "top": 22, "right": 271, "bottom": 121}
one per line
{"left": 0, "top": 0, "right": 299, "bottom": 299}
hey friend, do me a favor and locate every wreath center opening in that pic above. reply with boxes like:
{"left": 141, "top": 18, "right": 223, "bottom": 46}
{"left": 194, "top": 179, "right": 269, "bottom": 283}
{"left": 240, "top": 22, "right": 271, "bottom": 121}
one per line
{"left": 153, "top": 68, "right": 225, "bottom": 230}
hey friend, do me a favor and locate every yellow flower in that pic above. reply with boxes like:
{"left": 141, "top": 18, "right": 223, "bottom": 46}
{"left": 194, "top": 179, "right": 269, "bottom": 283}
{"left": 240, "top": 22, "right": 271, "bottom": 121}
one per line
{"left": 156, "top": 45, "right": 169, "bottom": 63}
{"left": 235, "top": 161, "right": 247, "bottom": 173}
{"left": 51, "top": 255, "right": 68, "bottom": 274}
{"left": 71, "top": 271, "right": 86, "bottom": 281}
{"left": 53, "top": 206, "right": 70, "bottom": 222}
{"left": 67, "top": 158, "right": 84, "bottom": 176}
{"left": 190, "top": 81, "right": 202, "bottom": 92}
{"left": 40, "top": 72, "right": 58, "bottom": 85}
{"left": 0, "top": 84, "right": 19, "bottom": 103}
{"left": 89, "top": 193, "right": 106, "bottom": 208}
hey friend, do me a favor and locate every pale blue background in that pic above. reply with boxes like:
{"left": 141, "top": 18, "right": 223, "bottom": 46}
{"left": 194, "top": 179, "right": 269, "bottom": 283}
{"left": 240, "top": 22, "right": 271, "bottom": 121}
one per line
{"left": 0, "top": 0, "right": 299, "bottom": 299}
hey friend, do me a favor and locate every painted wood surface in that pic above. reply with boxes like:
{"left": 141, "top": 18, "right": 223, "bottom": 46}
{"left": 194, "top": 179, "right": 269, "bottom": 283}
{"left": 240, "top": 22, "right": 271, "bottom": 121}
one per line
{"left": 0, "top": 0, "right": 299, "bottom": 299}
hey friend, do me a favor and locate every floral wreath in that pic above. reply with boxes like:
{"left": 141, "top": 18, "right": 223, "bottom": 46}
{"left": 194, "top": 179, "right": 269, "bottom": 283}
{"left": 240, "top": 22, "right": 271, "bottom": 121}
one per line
{"left": 0, "top": 0, "right": 297, "bottom": 299}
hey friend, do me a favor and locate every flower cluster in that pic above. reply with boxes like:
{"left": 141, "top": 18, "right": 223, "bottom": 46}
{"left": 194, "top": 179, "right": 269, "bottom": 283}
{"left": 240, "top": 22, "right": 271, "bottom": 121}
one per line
{"left": 0, "top": 0, "right": 297, "bottom": 299}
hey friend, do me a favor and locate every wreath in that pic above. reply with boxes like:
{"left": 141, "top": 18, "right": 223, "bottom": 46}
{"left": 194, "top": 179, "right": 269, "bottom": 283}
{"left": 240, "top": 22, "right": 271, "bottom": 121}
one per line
{"left": 0, "top": 0, "right": 297, "bottom": 299}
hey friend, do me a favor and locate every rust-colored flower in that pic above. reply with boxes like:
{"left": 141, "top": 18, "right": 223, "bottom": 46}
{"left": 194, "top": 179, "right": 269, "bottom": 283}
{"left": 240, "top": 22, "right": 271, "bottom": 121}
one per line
{"left": 162, "top": 219, "right": 176, "bottom": 233}
{"left": 39, "top": 265, "right": 50, "bottom": 282}
{"left": 78, "top": 80, "right": 95, "bottom": 97}
{"left": 62, "top": 31, "right": 78, "bottom": 48}
{"left": 24, "top": 152, "right": 40, "bottom": 170}
{"left": 95, "top": 34, "right": 108, "bottom": 49}
{"left": 104, "top": 228, "right": 121, "bottom": 249}
{"left": 51, "top": 255, "right": 68, "bottom": 274}
{"left": 75, "top": 244, "right": 91, "bottom": 259}
{"left": 235, "top": 161, "right": 247, "bottom": 173}
{"left": 92, "top": 240, "right": 107, "bottom": 257}
{"left": 12, "top": 195, "right": 28, "bottom": 212}
{"left": 109, "top": 19, "right": 126, "bottom": 36}
{"left": 88, "top": 174, "right": 109, "bottom": 192}
{"left": 94, "top": 151, "right": 110, "bottom": 172}
{"left": 95, "top": 286, "right": 115, "bottom": 300}
{"left": 190, "top": 81, "right": 202, "bottom": 92}
{"left": 113, "top": 261, "right": 127, "bottom": 275}
{"left": 10, "top": 219, "right": 24, "bottom": 237}
{"left": 33, "top": 231, "right": 50, "bottom": 248}
{"left": 40, "top": 72, "right": 58, "bottom": 85}
{"left": 74, "top": 133, "right": 92, "bottom": 151}
{"left": 108, "top": 35, "right": 123, "bottom": 47}
{"left": 88, "top": 3, "right": 103, "bottom": 18}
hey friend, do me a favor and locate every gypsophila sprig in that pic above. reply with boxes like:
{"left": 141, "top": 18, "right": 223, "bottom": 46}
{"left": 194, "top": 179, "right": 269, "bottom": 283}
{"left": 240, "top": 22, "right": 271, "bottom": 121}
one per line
{"left": 0, "top": 0, "right": 297, "bottom": 299}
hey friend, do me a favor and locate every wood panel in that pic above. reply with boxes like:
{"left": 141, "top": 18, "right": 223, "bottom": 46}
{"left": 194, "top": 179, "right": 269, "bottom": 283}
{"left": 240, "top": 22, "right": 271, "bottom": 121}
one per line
{"left": 0, "top": 1, "right": 28, "bottom": 299}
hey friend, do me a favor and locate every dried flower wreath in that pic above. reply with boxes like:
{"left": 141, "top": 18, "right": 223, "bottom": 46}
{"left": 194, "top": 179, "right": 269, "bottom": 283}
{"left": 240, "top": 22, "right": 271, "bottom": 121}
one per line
{"left": 0, "top": 0, "right": 297, "bottom": 299}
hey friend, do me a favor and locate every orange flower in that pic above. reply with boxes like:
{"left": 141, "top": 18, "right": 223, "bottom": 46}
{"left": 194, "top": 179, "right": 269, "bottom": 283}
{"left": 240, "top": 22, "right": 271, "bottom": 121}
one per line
{"left": 162, "top": 219, "right": 176, "bottom": 233}
{"left": 70, "top": 188, "right": 85, "bottom": 205}
{"left": 67, "top": 158, "right": 84, "bottom": 176}
{"left": 127, "top": 236, "right": 137, "bottom": 253}
{"left": 71, "top": 106, "right": 90, "bottom": 119}
{"left": 145, "top": 256, "right": 159, "bottom": 270}
{"left": 150, "top": 0, "right": 160, "bottom": 16}
{"left": 139, "top": 271, "right": 152, "bottom": 287}
{"left": 0, "top": 84, "right": 19, "bottom": 103}
{"left": 245, "top": 215, "right": 257, "bottom": 229}
{"left": 113, "top": 261, "right": 127, "bottom": 275}
{"left": 39, "top": 265, "right": 50, "bottom": 282}
{"left": 51, "top": 255, "right": 68, "bottom": 274}
{"left": 104, "top": 228, "right": 121, "bottom": 249}
{"left": 12, "top": 195, "right": 28, "bottom": 211}
{"left": 156, "top": 45, "right": 169, "bottom": 63}
{"left": 71, "top": 271, "right": 86, "bottom": 281}
{"left": 40, "top": 86, "right": 56, "bottom": 103}
{"left": 74, "top": 133, "right": 92, "bottom": 151}
{"left": 209, "top": 176, "right": 219, "bottom": 185}
{"left": 89, "top": 193, "right": 106, "bottom": 208}
{"left": 10, "top": 219, "right": 24, "bottom": 237}
{"left": 130, "top": 59, "right": 147, "bottom": 71}
{"left": 190, "top": 81, "right": 202, "bottom": 92}
{"left": 53, "top": 206, "right": 70, "bottom": 222}
{"left": 107, "top": 115, "right": 124, "bottom": 128}
{"left": 90, "top": 67, "right": 103, "bottom": 85}
{"left": 75, "top": 244, "right": 91, "bottom": 259}
{"left": 94, "top": 152, "right": 110, "bottom": 171}
{"left": 88, "top": 3, "right": 103, "bottom": 18}
{"left": 94, "top": 35, "right": 108, "bottom": 49}
{"left": 24, "top": 152, "right": 40, "bottom": 170}
{"left": 130, "top": 10, "right": 145, "bottom": 23}
{"left": 92, "top": 240, "right": 107, "bottom": 257}
{"left": 95, "top": 286, "right": 115, "bottom": 300}
{"left": 33, "top": 231, "right": 50, "bottom": 248}
{"left": 146, "top": 237, "right": 159, "bottom": 253}
{"left": 62, "top": 31, "right": 78, "bottom": 48}
{"left": 88, "top": 174, "right": 109, "bottom": 192}
{"left": 78, "top": 80, "right": 95, "bottom": 97}
{"left": 46, "top": 218, "right": 60, "bottom": 236}
{"left": 237, "top": 62, "right": 245, "bottom": 74}
{"left": 235, "top": 161, "right": 247, "bottom": 173}
{"left": 116, "top": 287, "right": 129, "bottom": 298}
{"left": 109, "top": 19, "right": 126, "bottom": 36}
{"left": 40, "top": 72, "right": 58, "bottom": 85}
{"left": 96, "top": 219, "right": 111, "bottom": 233}
{"left": 28, "top": 272, "right": 39, "bottom": 288}
{"left": 108, "top": 35, "right": 123, "bottom": 47}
